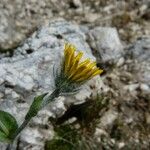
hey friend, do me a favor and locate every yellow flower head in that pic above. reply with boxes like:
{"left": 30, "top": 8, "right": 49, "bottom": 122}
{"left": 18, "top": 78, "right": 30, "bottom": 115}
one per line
{"left": 63, "top": 43, "right": 103, "bottom": 83}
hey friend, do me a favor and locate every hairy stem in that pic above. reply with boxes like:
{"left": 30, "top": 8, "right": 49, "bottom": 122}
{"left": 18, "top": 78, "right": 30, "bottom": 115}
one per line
{"left": 41, "top": 88, "right": 60, "bottom": 108}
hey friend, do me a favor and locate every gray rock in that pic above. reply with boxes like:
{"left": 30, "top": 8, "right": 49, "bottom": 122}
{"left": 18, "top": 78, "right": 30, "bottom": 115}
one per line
{"left": 0, "top": 0, "right": 56, "bottom": 50}
{"left": 140, "top": 83, "right": 150, "bottom": 93}
{"left": 0, "top": 19, "right": 105, "bottom": 149}
{"left": 128, "top": 37, "right": 150, "bottom": 62}
{"left": 0, "top": 0, "right": 60, "bottom": 50}
{"left": 127, "top": 37, "right": 150, "bottom": 85}
{"left": 88, "top": 27, "right": 124, "bottom": 64}
{"left": 0, "top": 0, "right": 83, "bottom": 51}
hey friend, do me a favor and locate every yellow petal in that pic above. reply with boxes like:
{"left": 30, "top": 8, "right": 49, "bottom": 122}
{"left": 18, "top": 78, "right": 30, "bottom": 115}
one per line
{"left": 64, "top": 44, "right": 76, "bottom": 74}
{"left": 71, "top": 61, "right": 96, "bottom": 80}
{"left": 78, "top": 59, "right": 91, "bottom": 68}
{"left": 68, "top": 52, "right": 83, "bottom": 76}
{"left": 82, "top": 68, "right": 100, "bottom": 80}
{"left": 64, "top": 43, "right": 69, "bottom": 56}
{"left": 68, "top": 45, "right": 75, "bottom": 71}
{"left": 64, "top": 50, "right": 69, "bottom": 73}
{"left": 68, "top": 59, "right": 90, "bottom": 79}
{"left": 91, "top": 69, "right": 103, "bottom": 78}
{"left": 87, "top": 62, "right": 97, "bottom": 69}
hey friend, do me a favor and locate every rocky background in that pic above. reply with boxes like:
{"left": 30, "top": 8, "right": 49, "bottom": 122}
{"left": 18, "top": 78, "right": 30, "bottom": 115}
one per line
{"left": 0, "top": 0, "right": 150, "bottom": 150}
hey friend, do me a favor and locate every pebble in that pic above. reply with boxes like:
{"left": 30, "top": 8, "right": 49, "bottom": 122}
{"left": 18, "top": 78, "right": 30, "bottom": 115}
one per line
{"left": 145, "top": 112, "right": 150, "bottom": 124}
{"left": 0, "top": 78, "right": 4, "bottom": 85}
{"left": 116, "top": 57, "right": 125, "bottom": 67}
{"left": 118, "top": 142, "right": 125, "bottom": 149}
{"left": 99, "top": 109, "right": 118, "bottom": 127}
{"left": 11, "top": 91, "right": 20, "bottom": 99}
{"left": 140, "top": 83, "right": 150, "bottom": 93}
{"left": 124, "top": 84, "right": 139, "bottom": 92}
{"left": 0, "top": 92, "right": 4, "bottom": 99}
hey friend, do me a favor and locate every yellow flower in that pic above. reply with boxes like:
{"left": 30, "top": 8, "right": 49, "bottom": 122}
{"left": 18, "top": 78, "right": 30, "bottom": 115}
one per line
{"left": 63, "top": 43, "right": 103, "bottom": 83}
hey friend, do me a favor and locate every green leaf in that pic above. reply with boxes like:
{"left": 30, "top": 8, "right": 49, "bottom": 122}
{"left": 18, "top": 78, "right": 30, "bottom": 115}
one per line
{"left": 25, "top": 93, "right": 47, "bottom": 120}
{"left": 0, "top": 131, "right": 10, "bottom": 143}
{"left": 0, "top": 110, "right": 18, "bottom": 142}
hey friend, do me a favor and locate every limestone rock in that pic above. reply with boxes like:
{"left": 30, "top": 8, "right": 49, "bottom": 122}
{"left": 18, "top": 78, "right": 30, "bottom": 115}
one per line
{"left": 89, "top": 27, "right": 124, "bottom": 64}
{"left": 127, "top": 37, "right": 150, "bottom": 85}
{"left": 0, "top": 19, "right": 105, "bottom": 149}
